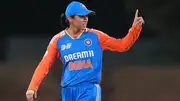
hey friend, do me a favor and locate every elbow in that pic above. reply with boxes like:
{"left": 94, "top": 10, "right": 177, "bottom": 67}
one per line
{"left": 118, "top": 46, "right": 131, "bottom": 52}
{"left": 119, "top": 49, "right": 129, "bottom": 52}
{"left": 118, "top": 41, "right": 133, "bottom": 52}
{"left": 108, "top": 46, "right": 131, "bottom": 52}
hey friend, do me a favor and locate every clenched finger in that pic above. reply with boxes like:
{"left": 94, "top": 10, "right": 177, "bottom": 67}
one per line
{"left": 27, "top": 97, "right": 34, "bottom": 101}
{"left": 28, "top": 98, "right": 34, "bottom": 101}
{"left": 26, "top": 94, "right": 34, "bottom": 101}
{"left": 135, "top": 18, "right": 144, "bottom": 24}
{"left": 34, "top": 91, "right": 37, "bottom": 98}
{"left": 138, "top": 18, "right": 145, "bottom": 24}
{"left": 134, "top": 20, "right": 143, "bottom": 27}
{"left": 135, "top": 17, "right": 143, "bottom": 22}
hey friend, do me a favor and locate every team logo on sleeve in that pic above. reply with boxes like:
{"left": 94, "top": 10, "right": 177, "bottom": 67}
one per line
{"left": 84, "top": 38, "right": 92, "bottom": 46}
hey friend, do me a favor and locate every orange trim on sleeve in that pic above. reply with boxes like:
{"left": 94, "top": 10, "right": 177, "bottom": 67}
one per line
{"left": 89, "top": 26, "right": 142, "bottom": 52}
{"left": 27, "top": 31, "right": 65, "bottom": 91}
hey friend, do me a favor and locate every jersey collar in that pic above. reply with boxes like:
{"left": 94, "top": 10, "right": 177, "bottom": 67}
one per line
{"left": 64, "top": 28, "right": 87, "bottom": 39}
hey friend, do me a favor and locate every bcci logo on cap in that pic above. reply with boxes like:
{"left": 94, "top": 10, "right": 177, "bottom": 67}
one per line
{"left": 80, "top": 3, "right": 87, "bottom": 9}
{"left": 84, "top": 38, "right": 92, "bottom": 46}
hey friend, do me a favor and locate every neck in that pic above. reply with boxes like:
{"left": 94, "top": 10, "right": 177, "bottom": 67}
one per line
{"left": 68, "top": 26, "right": 83, "bottom": 35}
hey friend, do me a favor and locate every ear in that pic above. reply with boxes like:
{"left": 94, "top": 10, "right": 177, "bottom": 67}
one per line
{"left": 67, "top": 16, "right": 73, "bottom": 23}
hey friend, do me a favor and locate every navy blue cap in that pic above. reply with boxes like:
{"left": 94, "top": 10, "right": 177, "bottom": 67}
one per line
{"left": 65, "top": 1, "right": 95, "bottom": 17}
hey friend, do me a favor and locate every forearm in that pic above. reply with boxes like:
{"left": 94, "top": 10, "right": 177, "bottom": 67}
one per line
{"left": 27, "top": 61, "right": 51, "bottom": 91}
{"left": 119, "top": 26, "right": 142, "bottom": 51}
{"left": 27, "top": 33, "right": 60, "bottom": 91}
{"left": 27, "top": 51, "right": 57, "bottom": 91}
{"left": 89, "top": 26, "right": 142, "bottom": 52}
{"left": 109, "top": 26, "right": 142, "bottom": 52}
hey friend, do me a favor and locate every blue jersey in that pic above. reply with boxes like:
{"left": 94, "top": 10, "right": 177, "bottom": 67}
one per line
{"left": 27, "top": 26, "right": 142, "bottom": 91}
{"left": 58, "top": 29, "right": 103, "bottom": 87}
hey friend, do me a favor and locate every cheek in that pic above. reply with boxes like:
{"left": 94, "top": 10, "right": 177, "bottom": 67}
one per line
{"left": 73, "top": 19, "right": 83, "bottom": 26}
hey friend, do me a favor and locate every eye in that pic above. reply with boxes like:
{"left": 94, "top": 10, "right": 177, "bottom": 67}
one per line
{"left": 79, "top": 15, "right": 88, "bottom": 18}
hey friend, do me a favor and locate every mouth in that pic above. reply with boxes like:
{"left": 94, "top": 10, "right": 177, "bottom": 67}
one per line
{"left": 81, "top": 21, "right": 88, "bottom": 28}
{"left": 82, "top": 23, "right": 87, "bottom": 27}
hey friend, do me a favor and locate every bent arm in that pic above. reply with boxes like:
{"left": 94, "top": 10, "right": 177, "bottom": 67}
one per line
{"left": 27, "top": 41, "right": 59, "bottom": 91}
{"left": 91, "top": 26, "right": 142, "bottom": 52}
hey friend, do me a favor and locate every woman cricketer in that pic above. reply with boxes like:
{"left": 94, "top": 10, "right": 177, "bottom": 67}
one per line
{"left": 26, "top": 1, "right": 145, "bottom": 101}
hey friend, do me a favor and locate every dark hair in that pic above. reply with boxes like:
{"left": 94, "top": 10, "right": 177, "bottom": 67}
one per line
{"left": 60, "top": 13, "right": 75, "bottom": 29}
{"left": 60, "top": 13, "right": 67, "bottom": 29}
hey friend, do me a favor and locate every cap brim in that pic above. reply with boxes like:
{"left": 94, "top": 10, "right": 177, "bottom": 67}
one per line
{"left": 88, "top": 10, "right": 96, "bottom": 15}
{"left": 77, "top": 9, "right": 95, "bottom": 16}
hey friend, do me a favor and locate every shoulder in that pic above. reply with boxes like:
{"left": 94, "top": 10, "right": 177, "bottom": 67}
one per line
{"left": 49, "top": 30, "right": 66, "bottom": 45}
{"left": 87, "top": 28, "right": 109, "bottom": 39}
{"left": 87, "top": 28, "right": 105, "bottom": 35}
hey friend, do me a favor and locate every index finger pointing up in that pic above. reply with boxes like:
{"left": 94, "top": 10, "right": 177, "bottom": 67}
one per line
{"left": 135, "top": 9, "right": 139, "bottom": 18}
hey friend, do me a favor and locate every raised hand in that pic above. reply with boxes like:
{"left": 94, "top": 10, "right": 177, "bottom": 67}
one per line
{"left": 132, "top": 9, "right": 145, "bottom": 27}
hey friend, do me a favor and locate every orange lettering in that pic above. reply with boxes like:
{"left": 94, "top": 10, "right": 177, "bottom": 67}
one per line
{"left": 77, "top": 60, "right": 84, "bottom": 70}
{"left": 68, "top": 59, "right": 93, "bottom": 70}
{"left": 84, "top": 59, "right": 92, "bottom": 68}
{"left": 68, "top": 62, "right": 72, "bottom": 70}
{"left": 68, "top": 62, "right": 76, "bottom": 70}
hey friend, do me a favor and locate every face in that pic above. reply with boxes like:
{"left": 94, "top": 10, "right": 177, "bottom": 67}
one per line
{"left": 68, "top": 15, "right": 88, "bottom": 30}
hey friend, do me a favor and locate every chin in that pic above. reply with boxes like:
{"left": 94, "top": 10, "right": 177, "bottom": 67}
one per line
{"left": 81, "top": 27, "right": 86, "bottom": 30}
